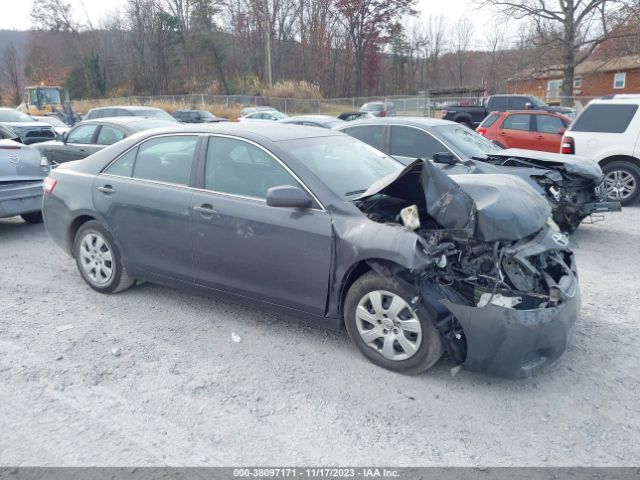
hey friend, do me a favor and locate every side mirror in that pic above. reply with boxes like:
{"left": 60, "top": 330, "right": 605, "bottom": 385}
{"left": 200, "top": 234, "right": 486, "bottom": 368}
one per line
{"left": 266, "top": 185, "right": 313, "bottom": 209}
{"left": 525, "top": 102, "right": 533, "bottom": 110}
{"left": 61, "top": 132, "right": 68, "bottom": 144}
{"left": 558, "top": 127, "right": 566, "bottom": 135}
{"left": 433, "top": 152, "right": 458, "bottom": 165}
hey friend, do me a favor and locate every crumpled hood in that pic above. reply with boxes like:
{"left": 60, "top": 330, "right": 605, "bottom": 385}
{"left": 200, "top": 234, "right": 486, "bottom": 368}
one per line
{"left": 359, "top": 159, "right": 551, "bottom": 242}
{"left": 484, "top": 148, "right": 602, "bottom": 180}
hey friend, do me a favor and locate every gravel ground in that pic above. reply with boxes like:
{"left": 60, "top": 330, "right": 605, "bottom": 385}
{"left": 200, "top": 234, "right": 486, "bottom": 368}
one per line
{"left": 0, "top": 207, "right": 639, "bottom": 467}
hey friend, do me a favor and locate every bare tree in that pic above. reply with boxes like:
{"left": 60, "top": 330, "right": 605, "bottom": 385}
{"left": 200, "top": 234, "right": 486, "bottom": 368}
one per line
{"left": 2, "top": 43, "right": 22, "bottom": 106}
{"left": 31, "top": 0, "right": 78, "bottom": 32}
{"left": 451, "top": 16, "right": 474, "bottom": 87}
{"left": 478, "top": 0, "right": 632, "bottom": 104}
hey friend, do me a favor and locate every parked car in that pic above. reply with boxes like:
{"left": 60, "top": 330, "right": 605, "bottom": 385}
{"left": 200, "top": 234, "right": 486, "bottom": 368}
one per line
{"left": 360, "top": 101, "right": 396, "bottom": 117}
{"left": 338, "top": 111, "right": 376, "bottom": 122}
{"left": 32, "top": 115, "right": 71, "bottom": 137}
{"left": 239, "top": 106, "right": 279, "bottom": 116}
{"left": 33, "top": 117, "right": 177, "bottom": 164}
{"left": 0, "top": 124, "right": 21, "bottom": 143}
{"left": 172, "top": 110, "right": 226, "bottom": 123}
{"left": 337, "top": 118, "right": 619, "bottom": 232}
{"left": 237, "top": 109, "right": 287, "bottom": 122}
{"left": 279, "top": 115, "right": 346, "bottom": 128}
{"left": 0, "top": 108, "right": 56, "bottom": 144}
{"left": 561, "top": 95, "right": 640, "bottom": 205}
{"left": 84, "top": 106, "right": 176, "bottom": 122}
{"left": 43, "top": 123, "right": 579, "bottom": 378}
{"left": 442, "top": 95, "right": 576, "bottom": 128}
{"left": 1, "top": 139, "right": 51, "bottom": 223}
{"left": 477, "top": 110, "right": 572, "bottom": 153}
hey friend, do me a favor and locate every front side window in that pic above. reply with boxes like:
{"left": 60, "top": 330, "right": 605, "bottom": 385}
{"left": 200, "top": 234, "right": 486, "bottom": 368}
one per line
{"left": 67, "top": 124, "right": 98, "bottom": 144}
{"left": 502, "top": 114, "right": 531, "bottom": 131}
{"left": 613, "top": 72, "right": 626, "bottom": 89}
{"left": 342, "top": 125, "right": 386, "bottom": 152}
{"left": 205, "top": 137, "right": 299, "bottom": 199}
{"left": 132, "top": 135, "right": 198, "bottom": 185}
{"left": 389, "top": 126, "right": 449, "bottom": 160}
{"left": 96, "top": 126, "right": 126, "bottom": 145}
{"left": 536, "top": 115, "right": 565, "bottom": 134}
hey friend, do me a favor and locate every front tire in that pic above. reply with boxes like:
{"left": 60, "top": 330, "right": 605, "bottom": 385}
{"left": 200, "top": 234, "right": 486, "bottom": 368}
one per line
{"left": 344, "top": 271, "right": 443, "bottom": 374}
{"left": 21, "top": 211, "right": 43, "bottom": 224}
{"left": 73, "top": 221, "right": 135, "bottom": 294}
{"left": 602, "top": 160, "right": 640, "bottom": 205}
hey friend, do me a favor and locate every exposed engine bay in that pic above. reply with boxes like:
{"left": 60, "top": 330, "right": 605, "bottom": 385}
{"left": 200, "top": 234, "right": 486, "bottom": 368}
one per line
{"left": 479, "top": 149, "right": 621, "bottom": 232}
{"left": 352, "top": 159, "right": 579, "bottom": 374}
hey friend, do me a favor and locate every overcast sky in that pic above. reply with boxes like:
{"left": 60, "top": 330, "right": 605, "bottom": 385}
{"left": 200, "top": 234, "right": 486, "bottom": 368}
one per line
{"left": 0, "top": 0, "right": 507, "bottom": 47}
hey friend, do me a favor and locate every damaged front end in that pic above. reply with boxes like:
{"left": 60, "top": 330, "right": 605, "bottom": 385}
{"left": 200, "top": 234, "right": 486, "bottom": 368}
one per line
{"left": 479, "top": 148, "right": 621, "bottom": 232}
{"left": 352, "top": 160, "right": 580, "bottom": 378}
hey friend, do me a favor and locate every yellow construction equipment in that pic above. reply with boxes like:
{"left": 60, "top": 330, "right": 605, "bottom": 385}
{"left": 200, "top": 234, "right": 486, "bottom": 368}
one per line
{"left": 18, "top": 85, "right": 78, "bottom": 125}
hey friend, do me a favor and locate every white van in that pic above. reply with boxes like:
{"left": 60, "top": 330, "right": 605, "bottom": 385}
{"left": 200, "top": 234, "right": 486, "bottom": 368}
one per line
{"left": 561, "top": 95, "right": 640, "bottom": 205}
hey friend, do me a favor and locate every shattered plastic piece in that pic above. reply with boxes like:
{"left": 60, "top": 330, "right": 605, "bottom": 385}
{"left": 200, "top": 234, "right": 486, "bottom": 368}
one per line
{"left": 400, "top": 204, "right": 420, "bottom": 230}
{"left": 231, "top": 332, "right": 242, "bottom": 343}
{"left": 477, "top": 293, "right": 522, "bottom": 309}
{"left": 56, "top": 324, "right": 73, "bottom": 333}
{"left": 111, "top": 347, "right": 121, "bottom": 357}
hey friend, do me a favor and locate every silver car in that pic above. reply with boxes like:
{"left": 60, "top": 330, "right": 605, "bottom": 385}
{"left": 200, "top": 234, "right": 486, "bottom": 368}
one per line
{"left": 0, "top": 139, "right": 51, "bottom": 223}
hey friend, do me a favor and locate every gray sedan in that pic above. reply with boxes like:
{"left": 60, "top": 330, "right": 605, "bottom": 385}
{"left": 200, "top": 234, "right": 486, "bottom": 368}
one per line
{"left": 43, "top": 124, "right": 579, "bottom": 378}
{"left": 1, "top": 139, "right": 50, "bottom": 223}
{"left": 34, "top": 117, "right": 178, "bottom": 164}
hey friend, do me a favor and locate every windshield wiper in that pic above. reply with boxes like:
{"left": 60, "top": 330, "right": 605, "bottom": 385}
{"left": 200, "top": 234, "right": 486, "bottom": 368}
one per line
{"left": 345, "top": 189, "right": 367, "bottom": 197}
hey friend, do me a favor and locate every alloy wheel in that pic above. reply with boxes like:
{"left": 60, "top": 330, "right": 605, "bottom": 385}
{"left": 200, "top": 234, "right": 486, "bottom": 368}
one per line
{"left": 79, "top": 232, "right": 114, "bottom": 285}
{"left": 355, "top": 290, "right": 422, "bottom": 361}
{"left": 604, "top": 169, "right": 637, "bottom": 201}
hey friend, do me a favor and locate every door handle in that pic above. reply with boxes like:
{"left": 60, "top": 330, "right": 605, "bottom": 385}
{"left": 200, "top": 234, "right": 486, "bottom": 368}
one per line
{"left": 97, "top": 185, "right": 115, "bottom": 195}
{"left": 193, "top": 204, "right": 217, "bottom": 216}
{"left": 536, "top": 135, "right": 545, "bottom": 140}
{"left": 499, "top": 132, "right": 507, "bottom": 136}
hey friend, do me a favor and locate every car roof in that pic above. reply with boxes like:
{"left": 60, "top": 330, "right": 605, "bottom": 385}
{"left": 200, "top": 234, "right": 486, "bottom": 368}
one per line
{"left": 488, "top": 110, "right": 564, "bottom": 115}
{"left": 78, "top": 117, "right": 177, "bottom": 131}
{"left": 89, "top": 106, "right": 164, "bottom": 112}
{"left": 336, "top": 116, "right": 453, "bottom": 128}
{"left": 285, "top": 115, "right": 339, "bottom": 121}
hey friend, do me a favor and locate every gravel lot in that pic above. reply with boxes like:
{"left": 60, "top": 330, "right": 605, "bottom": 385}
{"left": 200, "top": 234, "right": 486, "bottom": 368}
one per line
{"left": 1, "top": 207, "right": 639, "bottom": 467}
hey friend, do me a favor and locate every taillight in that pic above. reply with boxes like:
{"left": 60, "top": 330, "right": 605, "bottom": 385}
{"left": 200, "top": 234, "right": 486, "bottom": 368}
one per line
{"left": 43, "top": 177, "right": 57, "bottom": 193}
{"left": 380, "top": 111, "right": 387, "bottom": 117}
{"left": 440, "top": 110, "right": 448, "bottom": 118}
{"left": 477, "top": 127, "right": 488, "bottom": 136}
{"left": 561, "top": 136, "right": 575, "bottom": 154}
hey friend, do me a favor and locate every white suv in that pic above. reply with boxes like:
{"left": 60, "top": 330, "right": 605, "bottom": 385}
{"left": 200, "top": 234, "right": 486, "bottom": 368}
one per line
{"left": 561, "top": 95, "right": 640, "bottom": 205}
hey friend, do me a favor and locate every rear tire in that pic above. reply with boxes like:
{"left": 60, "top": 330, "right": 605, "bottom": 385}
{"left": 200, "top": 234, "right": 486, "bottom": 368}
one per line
{"left": 73, "top": 220, "right": 135, "bottom": 294}
{"left": 602, "top": 160, "right": 640, "bottom": 206}
{"left": 344, "top": 271, "right": 443, "bottom": 375}
{"left": 20, "top": 211, "right": 43, "bottom": 224}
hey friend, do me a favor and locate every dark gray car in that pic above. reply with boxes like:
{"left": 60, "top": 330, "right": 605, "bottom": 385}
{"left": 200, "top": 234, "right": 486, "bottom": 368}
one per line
{"left": 34, "top": 117, "right": 178, "bottom": 164}
{"left": 42, "top": 123, "right": 580, "bottom": 378}
{"left": 337, "top": 117, "right": 620, "bottom": 232}
{"left": 84, "top": 106, "right": 177, "bottom": 122}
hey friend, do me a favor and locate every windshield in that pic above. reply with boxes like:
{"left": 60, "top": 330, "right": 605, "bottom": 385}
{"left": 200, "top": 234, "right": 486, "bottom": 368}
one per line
{"left": 361, "top": 103, "right": 383, "bottom": 112}
{"left": 0, "top": 109, "right": 35, "bottom": 122}
{"left": 199, "top": 111, "right": 215, "bottom": 119}
{"left": 134, "top": 109, "right": 175, "bottom": 121}
{"left": 433, "top": 124, "right": 503, "bottom": 158}
{"left": 38, "top": 88, "right": 62, "bottom": 105}
{"left": 280, "top": 136, "right": 403, "bottom": 200}
{"left": 34, "top": 116, "right": 67, "bottom": 127}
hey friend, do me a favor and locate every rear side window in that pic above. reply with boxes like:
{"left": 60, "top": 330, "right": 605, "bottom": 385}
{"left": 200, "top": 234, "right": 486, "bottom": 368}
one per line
{"left": 132, "top": 136, "right": 198, "bottom": 185}
{"left": 342, "top": 125, "right": 385, "bottom": 152}
{"left": 502, "top": 114, "right": 531, "bottom": 131}
{"left": 507, "top": 97, "right": 528, "bottom": 109}
{"left": 480, "top": 113, "right": 500, "bottom": 128}
{"left": 571, "top": 104, "right": 639, "bottom": 133}
{"left": 489, "top": 97, "right": 508, "bottom": 110}
{"left": 96, "top": 126, "right": 126, "bottom": 145}
{"left": 390, "top": 126, "right": 449, "bottom": 159}
{"left": 104, "top": 148, "right": 137, "bottom": 177}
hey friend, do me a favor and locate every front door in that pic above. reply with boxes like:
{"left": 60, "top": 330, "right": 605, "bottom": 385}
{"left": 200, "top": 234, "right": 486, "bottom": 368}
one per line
{"left": 191, "top": 135, "right": 333, "bottom": 315}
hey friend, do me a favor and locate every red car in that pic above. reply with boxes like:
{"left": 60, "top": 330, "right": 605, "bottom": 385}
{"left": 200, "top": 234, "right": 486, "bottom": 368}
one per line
{"left": 477, "top": 110, "right": 571, "bottom": 153}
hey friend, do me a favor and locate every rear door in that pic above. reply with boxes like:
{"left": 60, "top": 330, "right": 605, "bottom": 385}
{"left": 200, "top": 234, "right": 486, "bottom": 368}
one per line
{"left": 497, "top": 113, "right": 533, "bottom": 149}
{"left": 93, "top": 134, "right": 201, "bottom": 282}
{"left": 190, "top": 135, "right": 332, "bottom": 315}
{"left": 533, "top": 114, "right": 566, "bottom": 153}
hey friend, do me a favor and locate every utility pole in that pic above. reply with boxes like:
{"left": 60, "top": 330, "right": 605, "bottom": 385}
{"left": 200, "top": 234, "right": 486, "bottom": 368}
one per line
{"left": 263, "top": 0, "right": 273, "bottom": 86}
